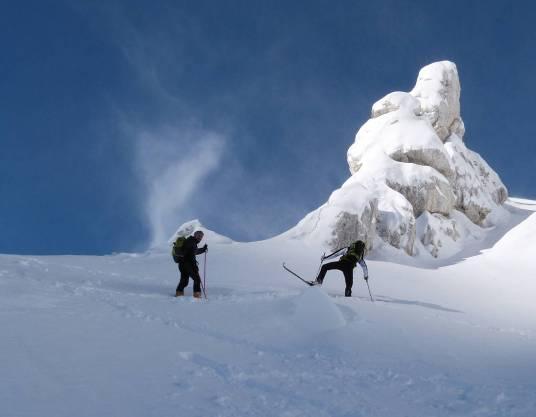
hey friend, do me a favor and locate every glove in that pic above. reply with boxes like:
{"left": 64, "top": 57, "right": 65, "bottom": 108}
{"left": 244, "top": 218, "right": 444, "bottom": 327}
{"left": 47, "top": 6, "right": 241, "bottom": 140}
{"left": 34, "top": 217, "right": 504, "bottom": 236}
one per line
{"left": 364, "top": 275, "right": 369, "bottom": 281}
{"left": 203, "top": 244, "right": 208, "bottom": 252}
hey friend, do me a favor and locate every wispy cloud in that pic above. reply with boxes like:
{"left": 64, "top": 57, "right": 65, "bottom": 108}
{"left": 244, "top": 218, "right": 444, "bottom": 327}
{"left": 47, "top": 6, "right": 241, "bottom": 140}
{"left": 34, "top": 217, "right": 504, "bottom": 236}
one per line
{"left": 134, "top": 126, "right": 225, "bottom": 247}
{"left": 79, "top": 2, "right": 354, "bottom": 245}
{"left": 82, "top": 4, "right": 227, "bottom": 247}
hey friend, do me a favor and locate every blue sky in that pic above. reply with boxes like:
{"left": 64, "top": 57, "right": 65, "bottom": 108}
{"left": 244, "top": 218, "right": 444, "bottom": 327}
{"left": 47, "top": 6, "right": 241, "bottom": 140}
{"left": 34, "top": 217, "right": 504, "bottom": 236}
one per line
{"left": 1, "top": 0, "right": 535, "bottom": 254}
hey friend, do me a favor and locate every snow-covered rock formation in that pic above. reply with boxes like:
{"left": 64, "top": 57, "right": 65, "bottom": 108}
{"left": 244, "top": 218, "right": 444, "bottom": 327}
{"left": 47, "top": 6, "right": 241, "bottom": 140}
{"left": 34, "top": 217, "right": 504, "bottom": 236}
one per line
{"left": 286, "top": 61, "right": 508, "bottom": 258}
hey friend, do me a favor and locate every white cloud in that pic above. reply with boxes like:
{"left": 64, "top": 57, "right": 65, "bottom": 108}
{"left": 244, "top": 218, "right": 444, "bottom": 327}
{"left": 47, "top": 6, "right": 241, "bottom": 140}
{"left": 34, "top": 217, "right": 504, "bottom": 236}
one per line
{"left": 135, "top": 126, "right": 225, "bottom": 247}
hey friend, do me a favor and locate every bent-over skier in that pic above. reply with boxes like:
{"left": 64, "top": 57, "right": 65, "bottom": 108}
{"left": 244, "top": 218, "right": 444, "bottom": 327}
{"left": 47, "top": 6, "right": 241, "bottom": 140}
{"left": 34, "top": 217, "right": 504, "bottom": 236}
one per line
{"left": 315, "top": 240, "right": 368, "bottom": 297}
{"left": 174, "top": 230, "right": 207, "bottom": 298}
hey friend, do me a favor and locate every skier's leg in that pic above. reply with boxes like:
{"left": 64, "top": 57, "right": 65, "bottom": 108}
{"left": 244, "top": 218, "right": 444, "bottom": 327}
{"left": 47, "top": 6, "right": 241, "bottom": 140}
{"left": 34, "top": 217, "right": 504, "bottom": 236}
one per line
{"left": 192, "top": 267, "right": 202, "bottom": 294}
{"left": 177, "top": 262, "right": 190, "bottom": 292}
{"left": 343, "top": 264, "right": 354, "bottom": 297}
{"left": 316, "top": 261, "right": 343, "bottom": 284}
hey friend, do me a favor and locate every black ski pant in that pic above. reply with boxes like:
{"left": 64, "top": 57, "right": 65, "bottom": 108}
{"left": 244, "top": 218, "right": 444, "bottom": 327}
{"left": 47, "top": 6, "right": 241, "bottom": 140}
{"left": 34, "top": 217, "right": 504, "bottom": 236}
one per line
{"left": 176, "top": 261, "right": 202, "bottom": 293}
{"left": 316, "top": 260, "right": 354, "bottom": 297}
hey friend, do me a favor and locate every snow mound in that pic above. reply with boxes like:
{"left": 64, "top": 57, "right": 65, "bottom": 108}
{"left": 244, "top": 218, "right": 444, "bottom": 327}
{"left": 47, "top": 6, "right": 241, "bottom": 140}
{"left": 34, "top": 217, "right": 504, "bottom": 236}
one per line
{"left": 486, "top": 212, "right": 536, "bottom": 263}
{"left": 508, "top": 197, "right": 536, "bottom": 211}
{"left": 290, "top": 287, "right": 346, "bottom": 334}
{"left": 169, "top": 219, "right": 234, "bottom": 245}
{"left": 287, "top": 61, "right": 508, "bottom": 260}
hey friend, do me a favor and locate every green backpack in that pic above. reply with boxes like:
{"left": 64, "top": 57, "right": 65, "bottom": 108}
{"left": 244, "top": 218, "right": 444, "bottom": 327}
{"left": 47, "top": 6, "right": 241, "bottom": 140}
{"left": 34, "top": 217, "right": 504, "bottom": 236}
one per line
{"left": 171, "top": 236, "right": 187, "bottom": 263}
{"left": 341, "top": 240, "right": 365, "bottom": 264}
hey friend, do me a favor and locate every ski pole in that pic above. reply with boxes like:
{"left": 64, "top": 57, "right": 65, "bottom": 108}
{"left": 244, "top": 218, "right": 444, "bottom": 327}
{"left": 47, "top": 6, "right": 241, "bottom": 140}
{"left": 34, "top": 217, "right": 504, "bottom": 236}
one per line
{"left": 200, "top": 280, "right": 207, "bottom": 299}
{"left": 202, "top": 249, "right": 208, "bottom": 299}
{"left": 365, "top": 279, "right": 374, "bottom": 302}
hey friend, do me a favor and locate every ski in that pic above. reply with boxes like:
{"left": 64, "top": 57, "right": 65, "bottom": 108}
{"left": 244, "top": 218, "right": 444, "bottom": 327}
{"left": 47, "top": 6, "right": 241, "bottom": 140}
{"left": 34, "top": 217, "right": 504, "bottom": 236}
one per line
{"left": 282, "top": 263, "right": 316, "bottom": 286}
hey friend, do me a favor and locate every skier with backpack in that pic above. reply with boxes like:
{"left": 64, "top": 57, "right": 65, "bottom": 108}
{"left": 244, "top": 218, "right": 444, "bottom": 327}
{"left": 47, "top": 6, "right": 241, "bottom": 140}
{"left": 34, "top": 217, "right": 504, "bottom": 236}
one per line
{"left": 172, "top": 230, "right": 208, "bottom": 298}
{"left": 314, "top": 240, "right": 368, "bottom": 297}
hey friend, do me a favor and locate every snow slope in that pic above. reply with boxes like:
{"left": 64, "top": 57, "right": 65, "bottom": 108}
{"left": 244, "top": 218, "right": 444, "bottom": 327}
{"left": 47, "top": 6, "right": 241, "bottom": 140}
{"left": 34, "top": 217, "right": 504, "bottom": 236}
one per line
{"left": 1, "top": 199, "right": 535, "bottom": 417}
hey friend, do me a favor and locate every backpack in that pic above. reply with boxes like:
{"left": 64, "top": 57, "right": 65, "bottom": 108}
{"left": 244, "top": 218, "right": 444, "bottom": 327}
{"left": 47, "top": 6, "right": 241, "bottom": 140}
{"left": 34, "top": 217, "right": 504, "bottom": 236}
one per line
{"left": 341, "top": 240, "right": 365, "bottom": 264}
{"left": 171, "top": 236, "right": 187, "bottom": 263}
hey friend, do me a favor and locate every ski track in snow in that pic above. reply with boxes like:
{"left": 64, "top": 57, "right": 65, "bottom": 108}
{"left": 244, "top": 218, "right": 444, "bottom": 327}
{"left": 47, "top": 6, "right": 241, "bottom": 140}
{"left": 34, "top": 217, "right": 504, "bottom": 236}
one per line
{"left": 2, "top": 208, "right": 536, "bottom": 417}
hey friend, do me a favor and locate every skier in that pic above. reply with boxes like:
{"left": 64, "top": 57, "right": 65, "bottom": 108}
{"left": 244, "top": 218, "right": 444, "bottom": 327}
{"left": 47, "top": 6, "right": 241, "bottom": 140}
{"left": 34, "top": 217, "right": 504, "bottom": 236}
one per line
{"left": 174, "top": 230, "right": 208, "bottom": 298}
{"left": 315, "top": 240, "right": 368, "bottom": 297}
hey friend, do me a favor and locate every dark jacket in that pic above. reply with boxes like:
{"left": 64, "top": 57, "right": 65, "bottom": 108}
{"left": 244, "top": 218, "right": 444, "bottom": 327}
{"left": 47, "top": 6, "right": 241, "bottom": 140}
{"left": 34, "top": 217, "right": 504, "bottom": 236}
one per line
{"left": 324, "top": 242, "right": 368, "bottom": 279}
{"left": 181, "top": 236, "right": 206, "bottom": 266}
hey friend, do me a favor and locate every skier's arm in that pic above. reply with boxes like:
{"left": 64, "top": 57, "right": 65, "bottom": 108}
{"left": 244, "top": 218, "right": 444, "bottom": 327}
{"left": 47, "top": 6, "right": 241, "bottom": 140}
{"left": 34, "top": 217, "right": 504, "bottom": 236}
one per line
{"left": 358, "top": 259, "right": 369, "bottom": 280}
{"left": 195, "top": 244, "right": 207, "bottom": 255}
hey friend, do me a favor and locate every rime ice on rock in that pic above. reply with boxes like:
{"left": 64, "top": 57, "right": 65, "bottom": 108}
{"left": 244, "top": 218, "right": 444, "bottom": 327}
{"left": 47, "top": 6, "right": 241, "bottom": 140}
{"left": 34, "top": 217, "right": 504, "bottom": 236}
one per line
{"left": 410, "top": 61, "right": 465, "bottom": 141}
{"left": 169, "top": 219, "right": 234, "bottom": 245}
{"left": 286, "top": 61, "right": 508, "bottom": 258}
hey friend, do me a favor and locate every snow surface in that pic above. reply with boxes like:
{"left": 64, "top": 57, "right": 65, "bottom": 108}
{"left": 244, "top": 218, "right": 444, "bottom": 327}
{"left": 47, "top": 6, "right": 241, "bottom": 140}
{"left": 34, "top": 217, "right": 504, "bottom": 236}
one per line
{"left": 2, "top": 199, "right": 535, "bottom": 417}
